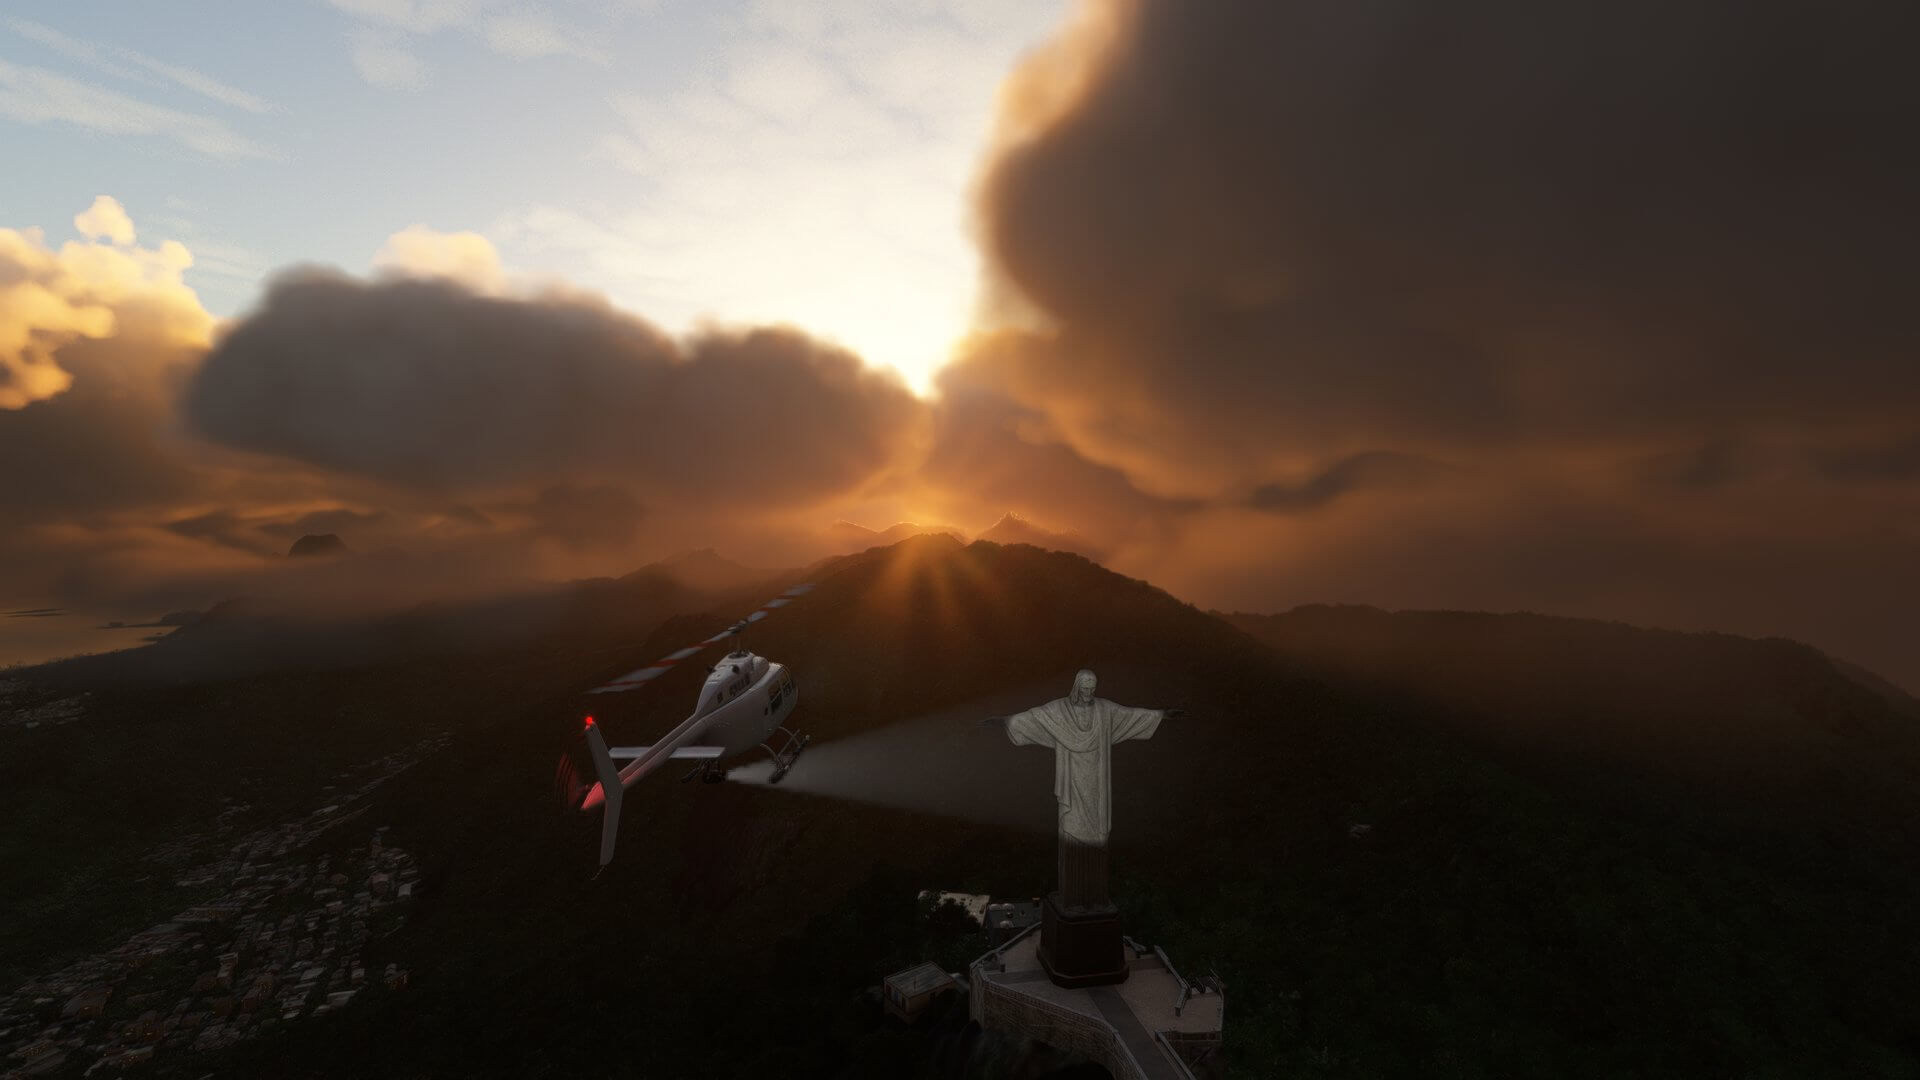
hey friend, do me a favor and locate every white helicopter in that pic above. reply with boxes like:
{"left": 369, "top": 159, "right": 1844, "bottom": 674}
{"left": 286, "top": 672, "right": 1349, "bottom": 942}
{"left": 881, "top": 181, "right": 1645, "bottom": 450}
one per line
{"left": 556, "top": 583, "right": 814, "bottom": 868}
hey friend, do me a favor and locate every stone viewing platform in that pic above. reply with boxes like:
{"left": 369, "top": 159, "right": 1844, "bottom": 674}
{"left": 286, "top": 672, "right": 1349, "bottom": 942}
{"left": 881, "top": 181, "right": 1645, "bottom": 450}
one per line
{"left": 970, "top": 925, "right": 1224, "bottom": 1080}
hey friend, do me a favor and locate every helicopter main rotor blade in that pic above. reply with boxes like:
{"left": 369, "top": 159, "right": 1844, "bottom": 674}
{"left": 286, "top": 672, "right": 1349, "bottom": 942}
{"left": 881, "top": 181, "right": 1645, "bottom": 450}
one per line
{"left": 586, "top": 582, "right": 814, "bottom": 695}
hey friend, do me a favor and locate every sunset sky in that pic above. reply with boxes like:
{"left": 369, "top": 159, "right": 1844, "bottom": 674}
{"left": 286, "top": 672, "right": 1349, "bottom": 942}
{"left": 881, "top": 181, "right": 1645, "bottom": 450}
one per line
{"left": 4, "top": 1, "right": 1917, "bottom": 688}
{"left": 2, "top": 0, "right": 1064, "bottom": 390}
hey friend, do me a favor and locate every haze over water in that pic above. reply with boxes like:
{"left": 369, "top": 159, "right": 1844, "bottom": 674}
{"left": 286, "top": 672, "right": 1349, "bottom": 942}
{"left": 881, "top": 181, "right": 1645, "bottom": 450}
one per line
{"left": 0, "top": 612, "right": 170, "bottom": 671}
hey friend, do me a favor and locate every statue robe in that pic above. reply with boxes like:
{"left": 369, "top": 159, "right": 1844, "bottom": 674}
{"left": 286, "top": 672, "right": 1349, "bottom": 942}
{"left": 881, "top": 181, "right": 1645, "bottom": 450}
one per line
{"left": 1005, "top": 695, "right": 1163, "bottom": 847}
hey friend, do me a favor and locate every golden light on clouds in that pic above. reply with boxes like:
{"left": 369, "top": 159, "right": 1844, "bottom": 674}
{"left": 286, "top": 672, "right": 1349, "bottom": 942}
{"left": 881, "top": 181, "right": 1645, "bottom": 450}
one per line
{"left": 373, "top": 223, "right": 508, "bottom": 294}
{"left": 985, "top": 0, "right": 1131, "bottom": 157}
{"left": 73, "top": 194, "right": 136, "bottom": 246}
{"left": 0, "top": 198, "right": 211, "bottom": 409}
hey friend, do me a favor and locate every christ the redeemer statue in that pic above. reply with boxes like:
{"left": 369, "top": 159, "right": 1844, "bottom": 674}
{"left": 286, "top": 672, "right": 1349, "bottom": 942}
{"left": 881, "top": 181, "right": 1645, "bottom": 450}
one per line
{"left": 990, "top": 670, "right": 1181, "bottom": 986}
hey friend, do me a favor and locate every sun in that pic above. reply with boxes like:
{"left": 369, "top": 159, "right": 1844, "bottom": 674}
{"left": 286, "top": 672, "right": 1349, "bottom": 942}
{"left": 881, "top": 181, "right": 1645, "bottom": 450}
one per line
{"left": 779, "top": 274, "right": 968, "bottom": 397}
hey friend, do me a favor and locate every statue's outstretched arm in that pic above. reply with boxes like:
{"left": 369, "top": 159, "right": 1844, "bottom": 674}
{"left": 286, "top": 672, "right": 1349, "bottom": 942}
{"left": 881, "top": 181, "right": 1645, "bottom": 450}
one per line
{"left": 989, "top": 706, "right": 1054, "bottom": 747}
{"left": 983, "top": 705, "right": 1041, "bottom": 727}
{"left": 1112, "top": 704, "right": 1183, "bottom": 742}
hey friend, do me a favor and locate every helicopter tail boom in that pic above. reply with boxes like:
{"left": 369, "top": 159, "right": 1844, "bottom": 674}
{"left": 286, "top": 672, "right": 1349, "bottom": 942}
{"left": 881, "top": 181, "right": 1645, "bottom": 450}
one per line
{"left": 608, "top": 744, "right": 725, "bottom": 761}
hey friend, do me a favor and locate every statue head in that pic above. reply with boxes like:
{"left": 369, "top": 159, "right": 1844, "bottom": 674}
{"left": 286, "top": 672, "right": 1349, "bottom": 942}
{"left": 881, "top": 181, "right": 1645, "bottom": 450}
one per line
{"left": 1070, "top": 669, "right": 1097, "bottom": 705}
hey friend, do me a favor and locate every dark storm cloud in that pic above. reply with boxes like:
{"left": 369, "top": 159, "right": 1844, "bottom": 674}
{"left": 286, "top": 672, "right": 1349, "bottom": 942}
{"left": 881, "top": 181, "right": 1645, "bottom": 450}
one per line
{"left": 2, "top": 238, "right": 938, "bottom": 633}
{"left": 973, "top": 0, "right": 1920, "bottom": 490}
{"left": 920, "top": 374, "right": 1198, "bottom": 536}
{"left": 513, "top": 484, "right": 647, "bottom": 550}
{"left": 1628, "top": 440, "right": 1773, "bottom": 492}
{"left": 950, "top": 0, "right": 1920, "bottom": 689}
{"left": 1249, "top": 451, "right": 1448, "bottom": 513}
{"left": 1810, "top": 436, "right": 1920, "bottom": 482}
{"left": 0, "top": 332, "right": 205, "bottom": 518}
{"left": 183, "top": 270, "right": 925, "bottom": 503}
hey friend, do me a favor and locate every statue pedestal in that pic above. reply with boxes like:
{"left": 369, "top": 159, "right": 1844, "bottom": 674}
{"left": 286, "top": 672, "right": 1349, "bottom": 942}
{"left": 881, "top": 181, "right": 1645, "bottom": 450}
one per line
{"left": 1038, "top": 893, "right": 1129, "bottom": 988}
{"left": 971, "top": 923, "right": 1226, "bottom": 1079}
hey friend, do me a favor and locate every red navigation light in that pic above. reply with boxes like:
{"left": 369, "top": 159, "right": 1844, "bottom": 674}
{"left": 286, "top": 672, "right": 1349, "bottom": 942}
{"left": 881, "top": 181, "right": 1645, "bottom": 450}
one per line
{"left": 583, "top": 715, "right": 596, "bottom": 730}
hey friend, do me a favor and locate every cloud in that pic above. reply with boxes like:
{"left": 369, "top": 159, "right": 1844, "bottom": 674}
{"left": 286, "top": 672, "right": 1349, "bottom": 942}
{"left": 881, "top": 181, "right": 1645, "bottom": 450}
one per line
{"left": 480, "top": 13, "right": 609, "bottom": 64}
{"left": 329, "top": 0, "right": 612, "bottom": 87}
{"left": 0, "top": 201, "right": 239, "bottom": 616}
{"left": 348, "top": 29, "right": 428, "bottom": 90}
{"left": 963, "top": 0, "right": 1920, "bottom": 498}
{"left": 255, "top": 508, "right": 393, "bottom": 541}
{"left": 0, "top": 204, "right": 448, "bottom": 620}
{"left": 1629, "top": 440, "right": 1776, "bottom": 492}
{"left": 373, "top": 224, "right": 507, "bottom": 293}
{"left": 915, "top": 371, "right": 1197, "bottom": 540}
{"left": 327, "top": 0, "right": 484, "bottom": 35}
{"left": 937, "top": 0, "right": 1920, "bottom": 686}
{"left": 1, "top": 17, "right": 274, "bottom": 114}
{"left": 1248, "top": 452, "right": 1449, "bottom": 514}
{"left": 165, "top": 509, "right": 286, "bottom": 555}
{"left": 513, "top": 484, "right": 646, "bottom": 550}
{"left": 2, "top": 17, "right": 147, "bottom": 84}
{"left": 125, "top": 54, "right": 273, "bottom": 114}
{"left": 0, "top": 203, "right": 210, "bottom": 410}
{"left": 6, "top": 1, "right": 1915, "bottom": 696}
{"left": 181, "top": 269, "right": 927, "bottom": 505}
{"left": 73, "top": 196, "right": 136, "bottom": 246}
{"left": 506, "top": 0, "right": 1068, "bottom": 392}
{"left": 0, "top": 59, "right": 272, "bottom": 159}
{"left": 0, "top": 199, "right": 930, "bottom": 630}
{"left": 1808, "top": 436, "right": 1920, "bottom": 483}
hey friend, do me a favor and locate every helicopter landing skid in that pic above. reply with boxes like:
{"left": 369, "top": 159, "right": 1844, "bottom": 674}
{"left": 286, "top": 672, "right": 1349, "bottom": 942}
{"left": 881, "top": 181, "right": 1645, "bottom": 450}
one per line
{"left": 761, "top": 726, "right": 810, "bottom": 784}
{"left": 681, "top": 760, "right": 729, "bottom": 784}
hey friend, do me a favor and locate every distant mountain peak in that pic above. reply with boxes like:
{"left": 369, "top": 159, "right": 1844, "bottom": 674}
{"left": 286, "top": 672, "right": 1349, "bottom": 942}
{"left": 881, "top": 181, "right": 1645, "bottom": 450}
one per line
{"left": 624, "top": 547, "right": 771, "bottom": 592}
{"left": 975, "top": 512, "right": 1104, "bottom": 560}
{"left": 664, "top": 546, "right": 727, "bottom": 564}
{"left": 823, "top": 519, "right": 967, "bottom": 553}
{"left": 288, "top": 533, "right": 349, "bottom": 558}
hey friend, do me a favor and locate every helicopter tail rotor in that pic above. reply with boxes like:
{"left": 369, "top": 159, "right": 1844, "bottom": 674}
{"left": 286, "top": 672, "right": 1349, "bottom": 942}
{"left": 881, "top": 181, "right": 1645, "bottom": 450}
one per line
{"left": 553, "top": 716, "right": 628, "bottom": 866}
{"left": 580, "top": 718, "right": 625, "bottom": 868}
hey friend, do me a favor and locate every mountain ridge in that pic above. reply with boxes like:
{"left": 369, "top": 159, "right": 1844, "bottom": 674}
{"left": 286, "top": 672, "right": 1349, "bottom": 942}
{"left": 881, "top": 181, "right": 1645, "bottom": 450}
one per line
{"left": 1222, "top": 603, "right": 1920, "bottom": 814}
{"left": 8, "top": 537, "right": 1920, "bottom": 1076}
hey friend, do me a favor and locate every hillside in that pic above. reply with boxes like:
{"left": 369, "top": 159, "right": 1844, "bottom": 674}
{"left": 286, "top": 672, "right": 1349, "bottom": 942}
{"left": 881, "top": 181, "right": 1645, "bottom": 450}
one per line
{"left": 4, "top": 539, "right": 1917, "bottom": 1078}
{"left": 621, "top": 547, "right": 776, "bottom": 592}
{"left": 1223, "top": 605, "right": 1920, "bottom": 824}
